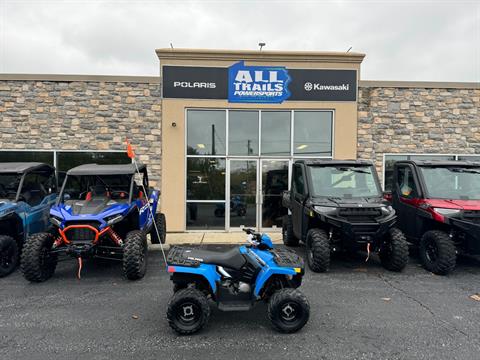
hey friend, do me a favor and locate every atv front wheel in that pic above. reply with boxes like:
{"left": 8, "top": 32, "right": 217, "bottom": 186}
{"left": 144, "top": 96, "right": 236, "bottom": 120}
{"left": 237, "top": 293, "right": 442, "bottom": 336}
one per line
{"left": 306, "top": 228, "right": 330, "bottom": 272}
{"left": 282, "top": 215, "right": 299, "bottom": 247}
{"left": 21, "top": 233, "right": 57, "bottom": 282}
{"left": 167, "top": 288, "right": 210, "bottom": 335}
{"left": 0, "top": 235, "right": 19, "bottom": 277}
{"left": 150, "top": 213, "right": 166, "bottom": 244}
{"left": 379, "top": 227, "right": 409, "bottom": 272}
{"left": 419, "top": 230, "right": 456, "bottom": 275}
{"left": 267, "top": 288, "right": 310, "bottom": 333}
{"left": 123, "top": 230, "right": 148, "bottom": 280}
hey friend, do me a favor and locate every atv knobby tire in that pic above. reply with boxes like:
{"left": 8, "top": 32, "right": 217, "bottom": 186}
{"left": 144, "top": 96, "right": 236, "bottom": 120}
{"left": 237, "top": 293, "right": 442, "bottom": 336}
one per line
{"left": 123, "top": 230, "right": 148, "bottom": 280}
{"left": 379, "top": 227, "right": 409, "bottom": 272}
{"left": 282, "top": 215, "right": 299, "bottom": 247}
{"left": 306, "top": 228, "right": 330, "bottom": 272}
{"left": 0, "top": 235, "right": 19, "bottom": 277}
{"left": 21, "top": 232, "right": 57, "bottom": 282}
{"left": 419, "top": 230, "right": 456, "bottom": 275}
{"left": 167, "top": 288, "right": 210, "bottom": 335}
{"left": 150, "top": 213, "right": 166, "bottom": 244}
{"left": 267, "top": 288, "right": 310, "bottom": 333}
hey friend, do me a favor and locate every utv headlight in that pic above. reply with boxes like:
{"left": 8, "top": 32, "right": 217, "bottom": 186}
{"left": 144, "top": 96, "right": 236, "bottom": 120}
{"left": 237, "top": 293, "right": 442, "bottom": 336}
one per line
{"left": 105, "top": 214, "right": 123, "bottom": 225}
{"left": 50, "top": 216, "right": 62, "bottom": 227}
{"left": 314, "top": 206, "right": 337, "bottom": 215}
{"left": 380, "top": 205, "right": 394, "bottom": 215}
{"left": 433, "top": 208, "right": 461, "bottom": 216}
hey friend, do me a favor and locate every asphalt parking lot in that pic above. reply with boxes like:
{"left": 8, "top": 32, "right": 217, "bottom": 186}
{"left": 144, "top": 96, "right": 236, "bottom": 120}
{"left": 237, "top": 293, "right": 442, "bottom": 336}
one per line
{"left": 1, "top": 245, "right": 479, "bottom": 360}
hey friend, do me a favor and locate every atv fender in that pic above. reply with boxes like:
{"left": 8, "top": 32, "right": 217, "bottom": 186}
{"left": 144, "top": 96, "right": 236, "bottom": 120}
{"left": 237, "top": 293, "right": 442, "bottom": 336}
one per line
{"left": 254, "top": 266, "right": 297, "bottom": 297}
{"left": 168, "top": 263, "right": 221, "bottom": 294}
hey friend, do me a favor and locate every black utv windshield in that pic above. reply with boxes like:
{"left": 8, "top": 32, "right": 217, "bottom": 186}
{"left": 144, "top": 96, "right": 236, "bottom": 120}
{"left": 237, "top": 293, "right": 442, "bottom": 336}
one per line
{"left": 420, "top": 166, "right": 480, "bottom": 200}
{"left": 0, "top": 174, "right": 21, "bottom": 200}
{"left": 309, "top": 165, "right": 381, "bottom": 198}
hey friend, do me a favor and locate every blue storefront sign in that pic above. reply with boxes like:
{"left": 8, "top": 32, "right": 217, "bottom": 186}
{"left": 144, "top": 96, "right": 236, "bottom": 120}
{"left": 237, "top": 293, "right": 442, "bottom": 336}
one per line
{"left": 227, "top": 61, "right": 291, "bottom": 103}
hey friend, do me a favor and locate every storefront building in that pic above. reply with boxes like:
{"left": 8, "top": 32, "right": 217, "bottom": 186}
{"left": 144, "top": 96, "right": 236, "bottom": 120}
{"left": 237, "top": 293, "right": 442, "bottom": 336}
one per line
{"left": 0, "top": 49, "right": 478, "bottom": 233}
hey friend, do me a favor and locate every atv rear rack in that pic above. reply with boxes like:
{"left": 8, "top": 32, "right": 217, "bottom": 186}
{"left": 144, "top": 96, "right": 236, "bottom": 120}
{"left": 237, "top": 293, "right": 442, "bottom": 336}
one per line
{"left": 167, "top": 246, "right": 201, "bottom": 267}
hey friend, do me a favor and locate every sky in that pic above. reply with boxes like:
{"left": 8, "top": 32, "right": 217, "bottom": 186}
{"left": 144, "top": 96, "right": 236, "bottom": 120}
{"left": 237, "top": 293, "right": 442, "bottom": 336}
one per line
{"left": 0, "top": 0, "right": 479, "bottom": 82}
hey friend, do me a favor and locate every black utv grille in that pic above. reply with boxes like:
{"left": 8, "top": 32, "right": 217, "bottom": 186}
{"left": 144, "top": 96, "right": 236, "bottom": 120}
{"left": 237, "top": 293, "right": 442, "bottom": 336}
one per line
{"left": 463, "top": 211, "right": 480, "bottom": 224}
{"left": 64, "top": 221, "right": 101, "bottom": 242}
{"left": 338, "top": 207, "right": 382, "bottom": 221}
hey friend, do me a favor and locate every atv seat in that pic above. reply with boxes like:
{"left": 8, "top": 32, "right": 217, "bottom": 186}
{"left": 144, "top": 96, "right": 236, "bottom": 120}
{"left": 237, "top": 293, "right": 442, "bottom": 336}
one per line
{"left": 170, "top": 247, "right": 246, "bottom": 270}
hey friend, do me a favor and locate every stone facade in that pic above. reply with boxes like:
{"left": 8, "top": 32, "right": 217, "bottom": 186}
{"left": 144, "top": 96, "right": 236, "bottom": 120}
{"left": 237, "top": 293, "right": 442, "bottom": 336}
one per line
{"left": 0, "top": 78, "right": 162, "bottom": 185}
{"left": 357, "top": 86, "right": 480, "bottom": 179}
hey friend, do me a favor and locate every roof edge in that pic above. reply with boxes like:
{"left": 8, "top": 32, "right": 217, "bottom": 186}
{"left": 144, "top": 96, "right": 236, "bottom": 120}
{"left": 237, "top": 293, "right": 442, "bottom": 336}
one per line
{"left": 0, "top": 74, "right": 160, "bottom": 83}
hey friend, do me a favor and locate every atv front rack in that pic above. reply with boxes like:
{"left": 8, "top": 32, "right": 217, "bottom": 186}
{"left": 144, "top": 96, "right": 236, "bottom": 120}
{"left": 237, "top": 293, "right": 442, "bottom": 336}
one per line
{"left": 270, "top": 248, "right": 304, "bottom": 268}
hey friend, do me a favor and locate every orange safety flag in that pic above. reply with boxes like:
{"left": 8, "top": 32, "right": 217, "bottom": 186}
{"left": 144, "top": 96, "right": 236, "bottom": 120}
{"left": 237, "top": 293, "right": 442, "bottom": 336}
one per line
{"left": 126, "top": 138, "right": 135, "bottom": 159}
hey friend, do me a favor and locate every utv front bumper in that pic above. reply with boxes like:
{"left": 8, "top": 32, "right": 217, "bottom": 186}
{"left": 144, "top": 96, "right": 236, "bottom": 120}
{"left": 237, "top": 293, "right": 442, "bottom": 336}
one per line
{"left": 449, "top": 217, "right": 480, "bottom": 254}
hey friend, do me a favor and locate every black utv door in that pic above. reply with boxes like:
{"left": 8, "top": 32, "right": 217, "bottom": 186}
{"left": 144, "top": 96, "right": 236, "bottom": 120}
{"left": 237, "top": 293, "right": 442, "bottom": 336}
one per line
{"left": 291, "top": 164, "right": 307, "bottom": 240}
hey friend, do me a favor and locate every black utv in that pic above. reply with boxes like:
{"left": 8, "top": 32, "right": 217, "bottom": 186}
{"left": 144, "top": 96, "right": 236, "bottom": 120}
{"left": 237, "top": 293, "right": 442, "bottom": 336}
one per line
{"left": 282, "top": 160, "right": 409, "bottom": 272}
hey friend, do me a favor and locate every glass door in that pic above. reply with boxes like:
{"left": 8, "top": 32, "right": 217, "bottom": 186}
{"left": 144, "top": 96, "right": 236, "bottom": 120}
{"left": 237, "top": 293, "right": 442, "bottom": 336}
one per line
{"left": 228, "top": 159, "right": 258, "bottom": 230}
{"left": 260, "top": 160, "right": 289, "bottom": 230}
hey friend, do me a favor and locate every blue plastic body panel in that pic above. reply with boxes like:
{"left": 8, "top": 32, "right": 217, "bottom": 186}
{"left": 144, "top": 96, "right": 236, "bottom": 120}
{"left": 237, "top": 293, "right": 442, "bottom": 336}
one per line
{"left": 170, "top": 263, "right": 221, "bottom": 293}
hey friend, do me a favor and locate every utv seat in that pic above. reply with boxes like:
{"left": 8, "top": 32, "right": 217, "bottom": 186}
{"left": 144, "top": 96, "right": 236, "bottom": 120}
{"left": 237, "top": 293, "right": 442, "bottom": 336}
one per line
{"left": 182, "top": 247, "right": 246, "bottom": 270}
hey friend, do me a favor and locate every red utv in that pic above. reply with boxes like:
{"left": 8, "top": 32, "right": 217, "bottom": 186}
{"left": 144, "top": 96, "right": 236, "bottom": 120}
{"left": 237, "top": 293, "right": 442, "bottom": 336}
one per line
{"left": 390, "top": 160, "right": 480, "bottom": 275}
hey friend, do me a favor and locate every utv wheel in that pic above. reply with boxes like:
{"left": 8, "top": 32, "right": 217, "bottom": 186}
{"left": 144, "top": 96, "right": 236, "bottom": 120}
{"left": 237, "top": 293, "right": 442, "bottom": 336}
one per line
{"left": 419, "top": 230, "right": 456, "bottom": 275}
{"left": 282, "top": 215, "right": 299, "bottom": 247}
{"left": 267, "top": 288, "right": 310, "bottom": 333}
{"left": 21, "top": 233, "right": 57, "bottom": 282}
{"left": 167, "top": 288, "right": 210, "bottom": 335}
{"left": 306, "top": 228, "right": 330, "bottom": 272}
{"left": 150, "top": 213, "right": 166, "bottom": 244}
{"left": 123, "top": 230, "right": 148, "bottom": 280}
{"left": 0, "top": 235, "right": 19, "bottom": 277}
{"left": 379, "top": 228, "right": 409, "bottom": 272}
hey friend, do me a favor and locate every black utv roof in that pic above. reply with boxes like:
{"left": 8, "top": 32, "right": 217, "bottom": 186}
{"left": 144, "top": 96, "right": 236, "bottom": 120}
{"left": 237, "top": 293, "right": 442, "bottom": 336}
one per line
{"left": 0, "top": 162, "right": 53, "bottom": 174}
{"left": 67, "top": 163, "right": 145, "bottom": 176}
{"left": 294, "top": 159, "right": 373, "bottom": 166}
{"left": 398, "top": 160, "right": 480, "bottom": 167}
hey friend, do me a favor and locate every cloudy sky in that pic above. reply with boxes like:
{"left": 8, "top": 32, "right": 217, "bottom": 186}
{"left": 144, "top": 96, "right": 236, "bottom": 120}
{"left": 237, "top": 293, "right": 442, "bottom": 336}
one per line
{"left": 0, "top": 0, "right": 479, "bottom": 81}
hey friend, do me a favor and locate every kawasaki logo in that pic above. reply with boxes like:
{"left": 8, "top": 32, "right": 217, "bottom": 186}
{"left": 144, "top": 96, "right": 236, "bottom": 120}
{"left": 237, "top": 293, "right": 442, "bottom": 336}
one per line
{"left": 304, "top": 82, "right": 350, "bottom": 91}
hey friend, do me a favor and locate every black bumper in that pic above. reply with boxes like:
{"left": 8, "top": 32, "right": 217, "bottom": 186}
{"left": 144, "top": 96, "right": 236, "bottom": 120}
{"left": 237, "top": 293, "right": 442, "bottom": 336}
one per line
{"left": 449, "top": 218, "right": 480, "bottom": 254}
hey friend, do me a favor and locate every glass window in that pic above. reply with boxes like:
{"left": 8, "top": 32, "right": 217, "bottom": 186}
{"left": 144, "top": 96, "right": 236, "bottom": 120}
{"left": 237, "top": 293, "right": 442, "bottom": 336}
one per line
{"left": 56, "top": 152, "right": 130, "bottom": 172}
{"left": 187, "top": 110, "right": 226, "bottom": 155}
{"left": 294, "top": 111, "right": 332, "bottom": 156}
{"left": 261, "top": 111, "right": 291, "bottom": 156}
{"left": 457, "top": 155, "right": 480, "bottom": 161}
{"left": 420, "top": 166, "right": 480, "bottom": 200}
{"left": 0, "top": 151, "right": 54, "bottom": 165}
{"left": 20, "top": 172, "right": 50, "bottom": 206}
{"left": 396, "top": 166, "right": 418, "bottom": 199}
{"left": 292, "top": 165, "right": 305, "bottom": 195}
{"left": 384, "top": 155, "right": 408, "bottom": 191}
{"left": 187, "top": 158, "right": 225, "bottom": 201}
{"left": 186, "top": 202, "right": 226, "bottom": 230}
{"left": 228, "top": 110, "right": 259, "bottom": 156}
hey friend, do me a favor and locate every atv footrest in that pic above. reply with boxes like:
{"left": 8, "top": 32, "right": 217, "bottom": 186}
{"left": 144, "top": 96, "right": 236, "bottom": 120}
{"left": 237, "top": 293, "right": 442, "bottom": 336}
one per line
{"left": 218, "top": 301, "right": 253, "bottom": 312}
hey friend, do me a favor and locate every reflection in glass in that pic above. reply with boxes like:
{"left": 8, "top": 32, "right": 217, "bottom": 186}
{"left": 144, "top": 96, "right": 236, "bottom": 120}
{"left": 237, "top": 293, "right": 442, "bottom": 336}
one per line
{"left": 56, "top": 152, "right": 130, "bottom": 172}
{"left": 187, "top": 110, "right": 226, "bottom": 155}
{"left": 229, "top": 111, "right": 259, "bottom": 156}
{"left": 186, "top": 202, "right": 226, "bottom": 230}
{"left": 187, "top": 158, "right": 225, "bottom": 200}
{"left": 261, "top": 111, "right": 291, "bottom": 156}
{"left": 262, "top": 160, "right": 288, "bottom": 228}
{"left": 230, "top": 160, "right": 257, "bottom": 228}
{"left": 0, "top": 151, "right": 54, "bottom": 165}
{"left": 294, "top": 111, "right": 332, "bottom": 156}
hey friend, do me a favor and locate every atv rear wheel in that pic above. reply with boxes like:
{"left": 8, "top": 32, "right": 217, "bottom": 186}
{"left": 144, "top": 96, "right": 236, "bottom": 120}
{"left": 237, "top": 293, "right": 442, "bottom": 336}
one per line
{"left": 306, "top": 228, "right": 330, "bottom": 272}
{"left": 379, "top": 227, "right": 409, "bottom": 272}
{"left": 0, "top": 235, "right": 19, "bottom": 277}
{"left": 282, "top": 215, "right": 299, "bottom": 247}
{"left": 21, "top": 233, "right": 57, "bottom": 282}
{"left": 167, "top": 288, "right": 210, "bottom": 335}
{"left": 267, "top": 288, "right": 310, "bottom": 333}
{"left": 419, "top": 230, "right": 456, "bottom": 275}
{"left": 123, "top": 230, "right": 148, "bottom": 280}
{"left": 150, "top": 213, "right": 166, "bottom": 244}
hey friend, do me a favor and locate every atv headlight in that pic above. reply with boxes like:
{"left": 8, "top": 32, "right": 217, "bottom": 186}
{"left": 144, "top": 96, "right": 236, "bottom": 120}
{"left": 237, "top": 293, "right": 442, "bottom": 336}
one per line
{"left": 380, "top": 205, "right": 394, "bottom": 215}
{"left": 105, "top": 214, "right": 123, "bottom": 226}
{"left": 314, "top": 206, "right": 337, "bottom": 215}
{"left": 50, "top": 216, "right": 62, "bottom": 227}
{"left": 433, "top": 208, "right": 461, "bottom": 216}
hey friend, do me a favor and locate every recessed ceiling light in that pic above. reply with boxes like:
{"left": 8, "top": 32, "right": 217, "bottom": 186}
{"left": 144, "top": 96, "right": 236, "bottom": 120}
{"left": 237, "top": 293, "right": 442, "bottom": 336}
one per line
{"left": 197, "top": 144, "right": 205, "bottom": 149}
{"left": 296, "top": 144, "right": 308, "bottom": 150}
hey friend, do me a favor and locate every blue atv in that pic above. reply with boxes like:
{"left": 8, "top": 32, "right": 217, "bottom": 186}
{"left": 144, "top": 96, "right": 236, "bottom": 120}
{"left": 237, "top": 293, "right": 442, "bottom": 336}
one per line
{"left": 166, "top": 228, "right": 310, "bottom": 334}
{"left": 0, "top": 162, "right": 57, "bottom": 277}
{"left": 21, "top": 163, "right": 166, "bottom": 282}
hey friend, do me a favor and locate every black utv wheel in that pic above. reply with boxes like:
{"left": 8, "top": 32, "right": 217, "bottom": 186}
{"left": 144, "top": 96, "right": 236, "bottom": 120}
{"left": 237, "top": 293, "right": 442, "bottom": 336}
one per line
{"left": 21, "top": 233, "right": 57, "bottom": 282}
{"left": 0, "top": 235, "right": 19, "bottom": 277}
{"left": 167, "top": 288, "right": 210, "bottom": 335}
{"left": 419, "top": 230, "right": 456, "bottom": 275}
{"left": 282, "top": 215, "right": 299, "bottom": 247}
{"left": 123, "top": 230, "right": 148, "bottom": 280}
{"left": 150, "top": 213, "right": 166, "bottom": 244}
{"left": 306, "top": 228, "right": 330, "bottom": 272}
{"left": 267, "top": 288, "right": 310, "bottom": 333}
{"left": 379, "top": 227, "right": 409, "bottom": 272}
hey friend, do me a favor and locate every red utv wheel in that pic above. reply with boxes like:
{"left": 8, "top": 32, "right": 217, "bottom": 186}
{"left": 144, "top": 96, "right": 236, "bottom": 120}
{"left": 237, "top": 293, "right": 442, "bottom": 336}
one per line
{"left": 419, "top": 230, "right": 456, "bottom": 275}
{"left": 0, "top": 235, "right": 19, "bottom": 277}
{"left": 21, "top": 233, "right": 57, "bottom": 282}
